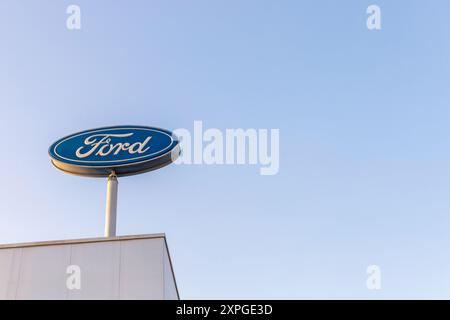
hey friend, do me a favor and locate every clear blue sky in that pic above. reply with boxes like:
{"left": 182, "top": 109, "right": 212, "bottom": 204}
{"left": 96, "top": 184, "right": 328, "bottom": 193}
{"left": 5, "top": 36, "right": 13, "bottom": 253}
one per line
{"left": 1, "top": 0, "right": 450, "bottom": 299}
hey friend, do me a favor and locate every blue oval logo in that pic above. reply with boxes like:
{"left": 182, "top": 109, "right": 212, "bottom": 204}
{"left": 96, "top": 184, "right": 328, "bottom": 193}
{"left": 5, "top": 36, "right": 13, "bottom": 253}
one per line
{"left": 49, "top": 126, "right": 180, "bottom": 177}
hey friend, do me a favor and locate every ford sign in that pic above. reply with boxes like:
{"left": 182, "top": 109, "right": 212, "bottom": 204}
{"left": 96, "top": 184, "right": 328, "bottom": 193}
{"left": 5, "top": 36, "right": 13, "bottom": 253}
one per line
{"left": 49, "top": 126, "right": 180, "bottom": 177}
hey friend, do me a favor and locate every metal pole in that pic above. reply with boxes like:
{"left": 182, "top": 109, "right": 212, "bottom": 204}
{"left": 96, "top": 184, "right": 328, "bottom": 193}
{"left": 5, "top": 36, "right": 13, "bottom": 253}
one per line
{"left": 104, "top": 171, "right": 118, "bottom": 237}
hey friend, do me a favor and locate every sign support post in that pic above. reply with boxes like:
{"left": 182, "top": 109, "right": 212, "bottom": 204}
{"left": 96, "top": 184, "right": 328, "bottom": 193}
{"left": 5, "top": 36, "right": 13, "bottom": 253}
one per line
{"left": 105, "top": 171, "right": 118, "bottom": 237}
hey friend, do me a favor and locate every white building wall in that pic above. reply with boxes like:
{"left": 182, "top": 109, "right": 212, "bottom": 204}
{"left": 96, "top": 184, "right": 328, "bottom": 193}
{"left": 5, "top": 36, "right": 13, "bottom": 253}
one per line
{"left": 163, "top": 241, "right": 178, "bottom": 300}
{"left": 0, "top": 234, "right": 179, "bottom": 300}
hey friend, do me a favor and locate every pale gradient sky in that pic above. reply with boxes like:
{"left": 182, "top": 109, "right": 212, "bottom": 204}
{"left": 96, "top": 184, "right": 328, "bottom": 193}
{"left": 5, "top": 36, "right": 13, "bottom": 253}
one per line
{"left": 1, "top": 0, "right": 450, "bottom": 299}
